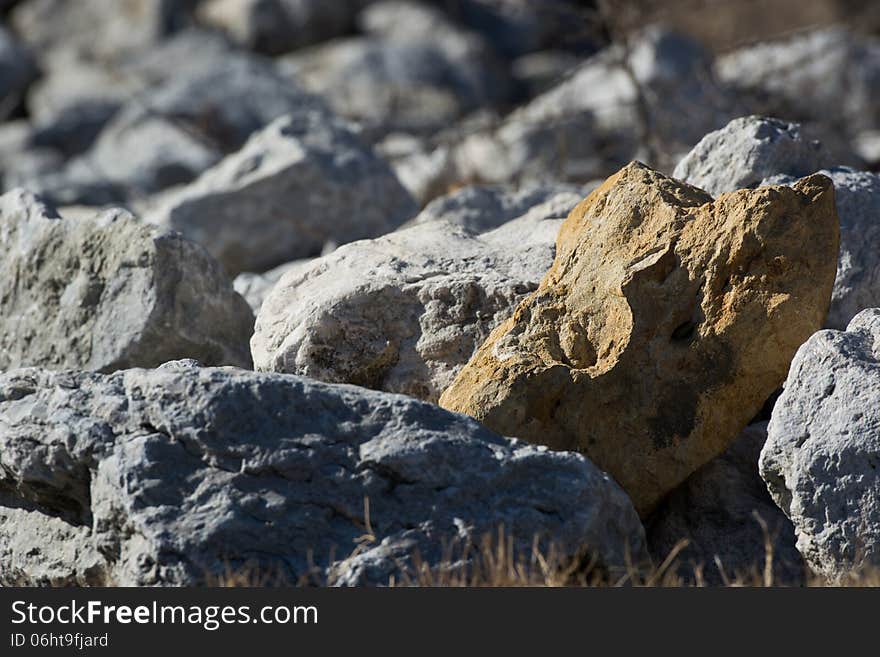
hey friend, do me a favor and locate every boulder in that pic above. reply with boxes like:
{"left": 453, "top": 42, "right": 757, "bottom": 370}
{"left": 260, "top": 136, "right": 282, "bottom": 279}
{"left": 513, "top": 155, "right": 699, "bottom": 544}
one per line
{"left": 22, "top": 52, "right": 329, "bottom": 205}
{"left": 452, "top": 26, "right": 739, "bottom": 185}
{"left": 252, "top": 185, "right": 582, "bottom": 402}
{"left": 0, "top": 366, "right": 647, "bottom": 586}
{"left": 282, "top": 1, "right": 509, "bottom": 137}
{"left": 146, "top": 113, "right": 418, "bottom": 275}
{"left": 440, "top": 162, "right": 840, "bottom": 516}
{"left": 198, "top": 0, "right": 362, "bottom": 55}
{"left": 673, "top": 116, "right": 834, "bottom": 197}
{"left": 0, "top": 189, "right": 253, "bottom": 371}
{"left": 762, "top": 167, "right": 880, "bottom": 330}
{"left": 760, "top": 308, "right": 880, "bottom": 583}
{"left": 647, "top": 423, "right": 805, "bottom": 586}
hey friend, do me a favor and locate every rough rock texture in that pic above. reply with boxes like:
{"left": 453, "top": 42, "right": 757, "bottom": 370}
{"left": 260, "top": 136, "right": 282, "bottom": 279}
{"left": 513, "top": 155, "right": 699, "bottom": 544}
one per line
{"left": 440, "top": 162, "right": 840, "bottom": 516}
{"left": 147, "top": 113, "right": 417, "bottom": 275}
{"left": 760, "top": 308, "right": 880, "bottom": 582}
{"left": 198, "top": 0, "right": 362, "bottom": 55}
{"left": 762, "top": 167, "right": 880, "bottom": 330}
{"left": 0, "top": 189, "right": 253, "bottom": 371}
{"left": 252, "top": 186, "right": 582, "bottom": 402}
{"left": 674, "top": 116, "right": 834, "bottom": 197}
{"left": 648, "top": 423, "right": 805, "bottom": 585}
{"left": 0, "top": 366, "right": 647, "bottom": 586}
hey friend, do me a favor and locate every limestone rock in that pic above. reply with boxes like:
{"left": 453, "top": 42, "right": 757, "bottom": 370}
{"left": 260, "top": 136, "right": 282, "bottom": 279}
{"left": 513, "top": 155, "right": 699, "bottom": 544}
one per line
{"left": 0, "top": 366, "right": 646, "bottom": 586}
{"left": 440, "top": 162, "right": 840, "bottom": 516}
{"left": 673, "top": 116, "right": 834, "bottom": 197}
{"left": 252, "top": 185, "right": 581, "bottom": 402}
{"left": 761, "top": 167, "right": 880, "bottom": 330}
{"left": 0, "top": 189, "right": 253, "bottom": 371}
{"left": 760, "top": 308, "right": 880, "bottom": 582}
{"left": 146, "top": 113, "right": 418, "bottom": 275}
{"left": 648, "top": 423, "right": 805, "bottom": 585}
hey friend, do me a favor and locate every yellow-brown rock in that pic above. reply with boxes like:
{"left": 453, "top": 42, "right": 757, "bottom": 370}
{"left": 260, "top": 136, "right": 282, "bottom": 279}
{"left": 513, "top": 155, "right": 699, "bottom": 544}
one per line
{"left": 439, "top": 161, "right": 839, "bottom": 516}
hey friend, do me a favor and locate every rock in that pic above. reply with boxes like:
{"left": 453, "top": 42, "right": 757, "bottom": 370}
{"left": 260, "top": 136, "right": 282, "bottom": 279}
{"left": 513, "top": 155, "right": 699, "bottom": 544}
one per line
{"left": 146, "top": 113, "right": 417, "bottom": 275}
{"left": 402, "top": 182, "right": 584, "bottom": 232}
{"left": 452, "top": 27, "right": 738, "bottom": 185}
{"left": 761, "top": 167, "right": 880, "bottom": 330}
{"left": 282, "top": 1, "right": 509, "bottom": 137}
{"left": 10, "top": 0, "right": 196, "bottom": 63}
{"left": 21, "top": 30, "right": 232, "bottom": 160}
{"left": 0, "top": 189, "right": 253, "bottom": 371}
{"left": 673, "top": 116, "right": 834, "bottom": 197}
{"left": 0, "top": 26, "right": 36, "bottom": 121}
{"left": 439, "top": 162, "right": 840, "bottom": 516}
{"left": 0, "top": 366, "right": 647, "bottom": 586}
{"left": 234, "top": 260, "right": 312, "bottom": 313}
{"left": 647, "top": 423, "right": 806, "bottom": 585}
{"left": 21, "top": 53, "right": 328, "bottom": 205}
{"left": 717, "top": 27, "right": 880, "bottom": 138}
{"left": 198, "top": 0, "right": 362, "bottom": 55}
{"left": 760, "top": 308, "right": 880, "bottom": 583}
{"left": 251, "top": 185, "right": 582, "bottom": 402}
{"left": 425, "top": 0, "right": 596, "bottom": 59}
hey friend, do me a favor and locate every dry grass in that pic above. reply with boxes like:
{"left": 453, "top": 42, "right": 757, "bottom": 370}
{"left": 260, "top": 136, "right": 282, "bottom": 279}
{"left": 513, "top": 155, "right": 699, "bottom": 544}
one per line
{"left": 209, "top": 525, "right": 880, "bottom": 587}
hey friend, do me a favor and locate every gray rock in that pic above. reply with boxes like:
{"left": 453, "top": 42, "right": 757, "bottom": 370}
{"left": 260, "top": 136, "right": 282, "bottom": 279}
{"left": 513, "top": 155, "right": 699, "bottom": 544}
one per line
{"left": 0, "top": 189, "right": 253, "bottom": 372}
{"left": 21, "top": 53, "right": 328, "bottom": 205}
{"left": 673, "top": 116, "right": 834, "bottom": 197}
{"left": 198, "top": 0, "right": 362, "bottom": 55}
{"left": 648, "top": 423, "right": 805, "bottom": 586}
{"left": 252, "top": 185, "right": 581, "bottom": 401}
{"left": 761, "top": 167, "right": 880, "bottom": 330}
{"left": 147, "top": 112, "right": 418, "bottom": 275}
{"left": 234, "top": 260, "right": 313, "bottom": 314}
{"left": 402, "top": 182, "right": 584, "bottom": 232}
{"left": 453, "top": 26, "right": 738, "bottom": 185}
{"left": 21, "top": 31, "right": 232, "bottom": 160}
{"left": 283, "top": 1, "right": 509, "bottom": 137}
{"left": 10, "top": 0, "right": 195, "bottom": 63}
{"left": 760, "top": 308, "right": 880, "bottom": 582}
{"left": 0, "top": 26, "right": 36, "bottom": 121}
{"left": 0, "top": 366, "right": 647, "bottom": 586}
{"left": 717, "top": 27, "right": 880, "bottom": 139}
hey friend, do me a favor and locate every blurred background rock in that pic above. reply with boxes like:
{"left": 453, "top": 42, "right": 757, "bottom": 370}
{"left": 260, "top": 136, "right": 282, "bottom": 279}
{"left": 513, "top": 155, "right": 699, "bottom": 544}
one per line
{"left": 1, "top": 0, "right": 879, "bottom": 212}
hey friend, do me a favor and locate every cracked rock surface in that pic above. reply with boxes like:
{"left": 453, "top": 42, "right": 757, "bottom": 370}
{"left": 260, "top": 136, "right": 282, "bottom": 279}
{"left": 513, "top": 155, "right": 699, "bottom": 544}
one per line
{"left": 760, "top": 308, "right": 880, "bottom": 582}
{"left": 0, "top": 365, "right": 646, "bottom": 586}
{"left": 440, "top": 161, "right": 839, "bottom": 516}
{"left": 251, "top": 185, "right": 582, "bottom": 402}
